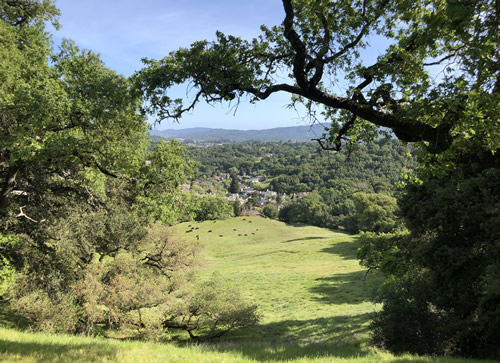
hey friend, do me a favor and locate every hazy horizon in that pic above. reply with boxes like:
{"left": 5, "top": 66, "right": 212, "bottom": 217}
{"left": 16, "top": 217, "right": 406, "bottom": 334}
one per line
{"left": 150, "top": 123, "right": 329, "bottom": 132}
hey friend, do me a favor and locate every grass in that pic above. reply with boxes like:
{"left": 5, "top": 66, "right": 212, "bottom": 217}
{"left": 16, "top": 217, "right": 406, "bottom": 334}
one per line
{"left": 0, "top": 217, "right": 494, "bottom": 362}
{"left": 179, "top": 217, "right": 381, "bottom": 346}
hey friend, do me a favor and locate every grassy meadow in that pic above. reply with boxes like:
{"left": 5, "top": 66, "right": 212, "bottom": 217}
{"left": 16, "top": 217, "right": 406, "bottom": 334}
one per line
{"left": 0, "top": 217, "right": 492, "bottom": 362}
{"left": 178, "top": 217, "right": 382, "bottom": 346}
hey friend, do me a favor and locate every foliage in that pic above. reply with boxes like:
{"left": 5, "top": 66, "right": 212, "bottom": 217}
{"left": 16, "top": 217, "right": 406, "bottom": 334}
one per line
{"left": 278, "top": 188, "right": 399, "bottom": 232}
{"left": 357, "top": 230, "right": 410, "bottom": 276}
{"left": 262, "top": 203, "right": 279, "bottom": 219}
{"left": 188, "top": 139, "right": 413, "bottom": 194}
{"left": 245, "top": 192, "right": 259, "bottom": 208}
{"left": 135, "top": 140, "right": 197, "bottom": 224}
{"left": 8, "top": 222, "right": 200, "bottom": 335}
{"left": 0, "top": 0, "right": 201, "bottom": 339}
{"left": 188, "top": 139, "right": 411, "bottom": 229}
{"left": 192, "top": 196, "right": 234, "bottom": 222}
{"left": 279, "top": 191, "right": 334, "bottom": 228}
{"left": 136, "top": 0, "right": 498, "bottom": 156}
{"left": 232, "top": 200, "right": 242, "bottom": 217}
{"left": 380, "top": 168, "right": 500, "bottom": 357}
{"left": 163, "top": 274, "right": 260, "bottom": 340}
{"left": 349, "top": 192, "right": 399, "bottom": 233}
{"left": 10, "top": 283, "right": 80, "bottom": 334}
{"left": 0, "top": 234, "right": 18, "bottom": 295}
{"left": 73, "top": 224, "right": 200, "bottom": 335}
{"left": 361, "top": 168, "right": 500, "bottom": 357}
{"left": 228, "top": 173, "right": 240, "bottom": 194}
{"left": 371, "top": 274, "right": 449, "bottom": 356}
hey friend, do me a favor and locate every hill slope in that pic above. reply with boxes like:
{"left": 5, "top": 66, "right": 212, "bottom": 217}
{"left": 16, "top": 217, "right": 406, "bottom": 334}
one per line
{"left": 0, "top": 218, "right": 482, "bottom": 362}
{"left": 178, "top": 217, "right": 379, "bottom": 345}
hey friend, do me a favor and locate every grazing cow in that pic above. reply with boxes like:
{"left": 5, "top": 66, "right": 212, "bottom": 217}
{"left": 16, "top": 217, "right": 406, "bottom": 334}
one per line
{"left": 219, "top": 235, "right": 223, "bottom": 237}
{"left": 208, "top": 230, "right": 212, "bottom": 233}
{"left": 233, "top": 228, "right": 237, "bottom": 231}
{"left": 196, "top": 235, "right": 200, "bottom": 240}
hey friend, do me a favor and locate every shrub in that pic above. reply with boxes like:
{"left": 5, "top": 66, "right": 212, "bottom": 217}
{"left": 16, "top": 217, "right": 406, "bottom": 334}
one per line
{"left": 8, "top": 224, "right": 200, "bottom": 336}
{"left": 371, "top": 274, "right": 449, "bottom": 355}
{"left": 262, "top": 202, "right": 278, "bottom": 219}
{"left": 162, "top": 274, "right": 260, "bottom": 340}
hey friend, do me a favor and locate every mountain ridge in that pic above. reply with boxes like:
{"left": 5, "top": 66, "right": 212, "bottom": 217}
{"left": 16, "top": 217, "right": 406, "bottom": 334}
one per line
{"left": 150, "top": 124, "right": 328, "bottom": 142}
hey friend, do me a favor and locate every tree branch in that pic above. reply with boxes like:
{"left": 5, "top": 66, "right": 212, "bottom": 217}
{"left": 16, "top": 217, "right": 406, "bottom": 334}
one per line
{"left": 282, "top": 0, "right": 309, "bottom": 89}
{"left": 16, "top": 206, "right": 45, "bottom": 223}
{"left": 325, "top": 0, "right": 389, "bottom": 63}
{"left": 247, "top": 80, "right": 452, "bottom": 152}
{"left": 423, "top": 46, "right": 465, "bottom": 66}
{"left": 159, "top": 90, "right": 204, "bottom": 122}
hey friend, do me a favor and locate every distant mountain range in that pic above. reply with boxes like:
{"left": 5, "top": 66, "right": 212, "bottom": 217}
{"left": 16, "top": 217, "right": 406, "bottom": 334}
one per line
{"left": 149, "top": 124, "right": 329, "bottom": 143}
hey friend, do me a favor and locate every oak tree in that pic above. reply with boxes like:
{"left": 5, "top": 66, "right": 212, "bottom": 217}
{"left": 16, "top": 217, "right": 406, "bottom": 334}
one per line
{"left": 0, "top": 0, "right": 198, "bottom": 336}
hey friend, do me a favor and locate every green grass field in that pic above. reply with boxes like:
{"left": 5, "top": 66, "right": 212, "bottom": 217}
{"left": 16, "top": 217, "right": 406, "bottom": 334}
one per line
{"left": 180, "top": 217, "right": 382, "bottom": 346}
{"left": 0, "top": 217, "right": 492, "bottom": 362}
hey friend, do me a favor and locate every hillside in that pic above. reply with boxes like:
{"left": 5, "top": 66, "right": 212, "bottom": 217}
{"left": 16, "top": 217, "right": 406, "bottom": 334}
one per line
{"left": 0, "top": 218, "right": 484, "bottom": 362}
{"left": 150, "top": 124, "right": 328, "bottom": 143}
{"left": 176, "top": 217, "right": 379, "bottom": 345}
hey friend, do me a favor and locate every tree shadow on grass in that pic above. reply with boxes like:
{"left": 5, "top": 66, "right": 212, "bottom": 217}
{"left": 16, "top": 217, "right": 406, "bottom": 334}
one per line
{"left": 203, "top": 313, "right": 376, "bottom": 361}
{"left": 197, "top": 313, "right": 456, "bottom": 362}
{"left": 320, "top": 240, "right": 360, "bottom": 260}
{"left": 0, "top": 339, "right": 118, "bottom": 362}
{"left": 283, "top": 236, "right": 329, "bottom": 243}
{"left": 310, "top": 270, "right": 383, "bottom": 305}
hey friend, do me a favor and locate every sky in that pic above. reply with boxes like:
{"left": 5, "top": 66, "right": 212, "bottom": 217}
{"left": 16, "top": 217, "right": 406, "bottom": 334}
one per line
{"left": 49, "top": 0, "right": 316, "bottom": 131}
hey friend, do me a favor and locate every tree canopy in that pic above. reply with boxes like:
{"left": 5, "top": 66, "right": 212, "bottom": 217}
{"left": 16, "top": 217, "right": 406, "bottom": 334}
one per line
{"left": 136, "top": 0, "right": 498, "bottom": 157}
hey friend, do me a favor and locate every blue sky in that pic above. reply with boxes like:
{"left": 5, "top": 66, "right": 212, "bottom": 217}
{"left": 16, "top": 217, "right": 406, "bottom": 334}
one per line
{"left": 50, "top": 0, "right": 316, "bottom": 130}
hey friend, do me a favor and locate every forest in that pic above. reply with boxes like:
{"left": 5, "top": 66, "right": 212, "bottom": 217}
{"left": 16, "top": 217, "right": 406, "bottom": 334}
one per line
{"left": 184, "top": 139, "right": 413, "bottom": 232}
{"left": 1, "top": 0, "right": 499, "bottom": 361}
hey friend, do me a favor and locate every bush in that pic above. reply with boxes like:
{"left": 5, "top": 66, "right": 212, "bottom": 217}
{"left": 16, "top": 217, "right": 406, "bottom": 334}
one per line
{"left": 8, "top": 224, "right": 200, "bottom": 336}
{"left": 10, "top": 276, "right": 79, "bottom": 334}
{"left": 162, "top": 274, "right": 260, "bottom": 340}
{"left": 194, "top": 196, "right": 234, "bottom": 221}
{"left": 262, "top": 202, "right": 278, "bottom": 219}
{"left": 371, "top": 274, "right": 448, "bottom": 355}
